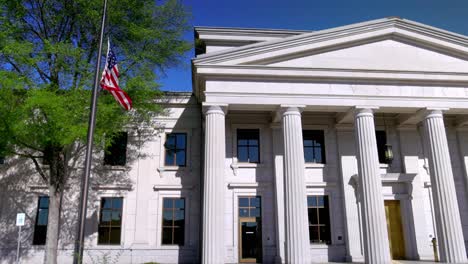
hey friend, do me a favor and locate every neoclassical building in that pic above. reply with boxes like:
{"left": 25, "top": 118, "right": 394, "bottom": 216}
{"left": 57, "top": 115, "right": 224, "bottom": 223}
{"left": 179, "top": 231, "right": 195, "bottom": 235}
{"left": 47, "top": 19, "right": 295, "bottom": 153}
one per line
{"left": 1, "top": 17, "right": 468, "bottom": 264}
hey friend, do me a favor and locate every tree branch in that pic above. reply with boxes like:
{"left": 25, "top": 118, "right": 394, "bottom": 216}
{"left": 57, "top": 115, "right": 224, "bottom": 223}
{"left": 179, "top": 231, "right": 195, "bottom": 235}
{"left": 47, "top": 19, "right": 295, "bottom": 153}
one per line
{"left": 29, "top": 154, "right": 49, "bottom": 185}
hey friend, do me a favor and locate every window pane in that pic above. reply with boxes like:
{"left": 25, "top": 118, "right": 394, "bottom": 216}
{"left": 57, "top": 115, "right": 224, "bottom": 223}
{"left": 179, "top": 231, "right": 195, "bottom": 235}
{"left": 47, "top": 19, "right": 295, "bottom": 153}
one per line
{"left": 33, "top": 226, "right": 47, "bottom": 245}
{"left": 165, "top": 150, "right": 175, "bottom": 166}
{"left": 174, "top": 199, "right": 185, "bottom": 209}
{"left": 304, "top": 148, "right": 313, "bottom": 163}
{"left": 163, "top": 199, "right": 173, "bottom": 209}
{"left": 104, "top": 132, "right": 127, "bottom": 166}
{"left": 238, "top": 139, "right": 248, "bottom": 146}
{"left": 101, "top": 211, "right": 111, "bottom": 225}
{"left": 239, "top": 198, "right": 249, "bottom": 207}
{"left": 109, "top": 227, "right": 121, "bottom": 244}
{"left": 173, "top": 227, "right": 184, "bottom": 245}
{"left": 37, "top": 210, "right": 48, "bottom": 226}
{"left": 303, "top": 139, "right": 313, "bottom": 147}
{"left": 162, "top": 227, "right": 173, "bottom": 244}
{"left": 317, "top": 196, "right": 324, "bottom": 207}
{"left": 102, "top": 198, "right": 112, "bottom": 209}
{"left": 239, "top": 208, "right": 249, "bottom": 217}
{"left": 309, "top": 208, "right": 318, "bottom": 225}
{"left": 320, "top": 226, "right": 331, "bottom": 244}
{"left": 98, "top": 227, "right": 109, "bottom": 244}
{"left": 250, "top": 208, "right": 261, "bottom": 217}
{"left": 163, "top": 210, "right": 173, "bottom": 226}
{"left": 319, "top": 207, "right": 329, "bottom": 225}
{"left": 112, "top": 198, "right": 123, "bottom": 209}
{"left": 309, "top": 226, "right": 319, "bottom": 243}
{"left": 250, "top": 197, "right": 260, "bottom": 208}
{"left": 111, "top": 212, "right": 121, "bottom": 225}
{"left": 238, "top": 146, "right": 248, "bottom": 162}
{"left": 307, "top": 196, "right": 317, "bottom": 207}
{"left": 248, "top": 139, "right": 258, "bottom": 146}
{"left": 249, "top": 147, "right": 259, "bottom": 163}
{"left": 165, "top": 134, "right": 176, "bottom": 149}
{"left": 176, "top": 150, "right": 186, "bottom": 166}
{"left": 39, "top": 197, "right": 49, "bottom": 208}
{"left": 174, "top": 210, "right": 184, "bottom": 222}
{"left": 176, "top": 134, "right": 186, "bottom": 149}
{"left": 314, "top": 148, "right": 322, "bottom": 163}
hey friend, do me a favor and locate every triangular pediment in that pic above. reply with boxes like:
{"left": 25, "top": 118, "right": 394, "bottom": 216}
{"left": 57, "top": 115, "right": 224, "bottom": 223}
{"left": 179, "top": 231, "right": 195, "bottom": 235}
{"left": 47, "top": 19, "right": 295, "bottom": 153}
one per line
{"left": 265, "top": 38, "right": 468, "bottom": 72}
{"left": 193, "top": 18, "right": 468, "bottom": 72}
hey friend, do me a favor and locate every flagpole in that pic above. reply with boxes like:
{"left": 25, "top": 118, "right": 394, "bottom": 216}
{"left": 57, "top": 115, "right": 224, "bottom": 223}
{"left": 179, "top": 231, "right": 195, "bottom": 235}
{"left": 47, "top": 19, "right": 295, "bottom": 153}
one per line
{"left": 73, "top": 0, "right": 108, "bottom": 263}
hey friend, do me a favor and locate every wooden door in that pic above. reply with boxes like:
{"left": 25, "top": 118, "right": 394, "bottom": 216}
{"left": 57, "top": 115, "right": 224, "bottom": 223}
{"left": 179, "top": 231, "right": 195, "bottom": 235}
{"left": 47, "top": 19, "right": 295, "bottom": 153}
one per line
{"left": 384, "top": 200, "right": 406, "bottom": 260}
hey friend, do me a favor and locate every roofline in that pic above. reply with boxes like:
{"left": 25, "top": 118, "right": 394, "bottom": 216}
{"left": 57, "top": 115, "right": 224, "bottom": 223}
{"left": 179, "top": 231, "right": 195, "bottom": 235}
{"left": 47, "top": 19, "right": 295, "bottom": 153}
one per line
{"left": 193, "top": 17, "right": 468, "bottom": 63}
{"left": 194, "top": 26, "right": 312, "bottom": 36}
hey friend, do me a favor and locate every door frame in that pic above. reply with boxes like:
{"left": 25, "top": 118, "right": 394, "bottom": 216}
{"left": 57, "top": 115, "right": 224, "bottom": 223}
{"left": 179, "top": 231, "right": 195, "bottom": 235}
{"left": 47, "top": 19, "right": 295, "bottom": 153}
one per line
{"left": 238, "top": 217, "right": 260, "bottom": 263}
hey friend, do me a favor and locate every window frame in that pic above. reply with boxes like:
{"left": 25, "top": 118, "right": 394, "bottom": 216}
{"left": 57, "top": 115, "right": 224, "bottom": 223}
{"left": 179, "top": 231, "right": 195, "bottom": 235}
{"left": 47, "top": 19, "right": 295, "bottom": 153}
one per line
{"left": 302, "top": 130, "right": 326, "bottom": 164}
{"left": 161, "top": 197, "right": 186, "bottom": 246}
{"left": 33, "top": 196, "right": 49, "bottom": 245}
{"left": 236, "top": 129, "right": 260, "bottom": 164}
{"left": 103, "top": 132, "right": 128, "bottom": 166}
{"left": 97, "top": 197, "right": 124, "bottom": 245}
{"left": 164, "top": 133, "right": 187, "bottom": 167}
{"left": 307, "top": 195, "right": 331, "bottom": 245}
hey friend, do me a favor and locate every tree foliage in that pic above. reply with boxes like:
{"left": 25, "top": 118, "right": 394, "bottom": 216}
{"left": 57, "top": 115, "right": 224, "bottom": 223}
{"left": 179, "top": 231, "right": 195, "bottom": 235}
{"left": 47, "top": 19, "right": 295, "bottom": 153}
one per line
{"left": 0, "top": 0, "right": 191, "bottom": 262}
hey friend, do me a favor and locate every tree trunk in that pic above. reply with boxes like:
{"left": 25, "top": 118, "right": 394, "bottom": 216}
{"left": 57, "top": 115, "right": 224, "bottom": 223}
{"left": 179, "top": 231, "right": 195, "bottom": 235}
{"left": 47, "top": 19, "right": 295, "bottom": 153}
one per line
{"left": 43, "top": 146, "right": 66, "bottom": 264}
{"left": 44, "top": 185, "right": 62, "bottom": 264}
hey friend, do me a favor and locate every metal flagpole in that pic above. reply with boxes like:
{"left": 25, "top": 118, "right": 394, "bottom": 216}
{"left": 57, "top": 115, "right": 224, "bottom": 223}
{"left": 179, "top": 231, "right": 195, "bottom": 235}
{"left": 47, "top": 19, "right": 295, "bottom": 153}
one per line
{"left": 73, "top": 0, "right": 108, "bottom": 263}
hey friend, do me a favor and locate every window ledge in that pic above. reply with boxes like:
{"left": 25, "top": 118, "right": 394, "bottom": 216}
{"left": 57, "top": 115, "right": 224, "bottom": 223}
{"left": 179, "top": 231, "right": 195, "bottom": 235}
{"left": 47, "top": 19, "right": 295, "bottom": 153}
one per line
{"left": 103, "top": 165, "right": 127, "bottom": 171}
{"left": 233, "top": 162, "right": 264, "bottom": 168}
{"left": 159, "top": 245, "right": 184, "bottom": 249}
{"left": 158, "top": 166, "right": 187, "bottom": 172}
{"left": 94, "top": 244, "right": 125, "bottom": 248}
{"left": 305, "top": 163, "right": 326, "bottom": 168}
{"left": 309, "top": 243, "right": 331, "bottom": 249}
{"left": 379, "top": 164, "right": 389, "bottom": 168}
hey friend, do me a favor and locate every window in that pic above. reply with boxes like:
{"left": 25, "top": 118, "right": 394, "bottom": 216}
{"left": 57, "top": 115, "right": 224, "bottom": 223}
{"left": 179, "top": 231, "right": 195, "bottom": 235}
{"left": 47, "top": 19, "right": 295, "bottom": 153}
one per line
{"left": 162, "top": 198, "right": 185, "bottom": 245}
{"left": 98, "top": 197, "right": 123, "bottom": 245}
{"left": 104, "top": 132, "right": 127, "bottom": 166}
{"left": 307, "top": 195, "right": 331, "bottom": 244}
{"left": 164, "top": 133, "right": 187, "bottom": 166}
{"left": 376, "top": 131, "right": 387, "bottom": 164}
{"left": 237, "top": 129, "right": 260, "bottom": 163}
{"left": 33, "top": 196, "right": 49, "bottom": 245}
{"left": 303, "top": 130, "right": 326, "bottom": 164}
{"left": 238, "top": 197, "right": 261, "bottom": 218}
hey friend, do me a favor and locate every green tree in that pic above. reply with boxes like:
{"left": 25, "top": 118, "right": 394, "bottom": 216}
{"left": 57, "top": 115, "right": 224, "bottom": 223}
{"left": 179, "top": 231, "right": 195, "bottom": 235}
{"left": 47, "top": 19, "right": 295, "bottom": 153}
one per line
{"left": 0, "top": 0, "right": 191, "bottom": 263}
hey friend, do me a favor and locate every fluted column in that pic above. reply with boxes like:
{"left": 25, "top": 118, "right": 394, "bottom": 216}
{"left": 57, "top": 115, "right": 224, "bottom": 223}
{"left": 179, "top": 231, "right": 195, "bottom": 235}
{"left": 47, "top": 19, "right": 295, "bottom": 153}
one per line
{"left": 354, "top": 108, "right": 391, "bottom": 264}
{"left": 281, "top": 106, "right": 310, "bottom": 263}
{"left": 202, "top": 105, "right": 226, "bottom": 264}
{"left": 423, "top": 109, "right": 467, "bottom": 263}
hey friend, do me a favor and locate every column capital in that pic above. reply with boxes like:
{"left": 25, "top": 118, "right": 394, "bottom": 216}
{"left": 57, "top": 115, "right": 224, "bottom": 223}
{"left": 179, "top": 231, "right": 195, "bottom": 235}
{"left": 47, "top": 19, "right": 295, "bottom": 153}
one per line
{"left": 272, "top": 105, "right": 305, "bottom": 122}
{"left": 354, "top": 106, "right": 378, "bottom": 118}
{"left": 202, "top": 103, "right": 228, "bottom": 116}
{"left": 424, "top": 108, "right": 449, "bottom": 119}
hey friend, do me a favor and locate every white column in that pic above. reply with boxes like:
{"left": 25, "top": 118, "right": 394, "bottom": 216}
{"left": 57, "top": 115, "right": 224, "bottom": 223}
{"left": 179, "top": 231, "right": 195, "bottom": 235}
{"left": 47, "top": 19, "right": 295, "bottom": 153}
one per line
{"left": 281, "top": 106, "right": 310, "bottom": 263}
{"left": 354, "top": 108, "right": 391, "bottom": 264}
{"left": 272, "top": 126, "right": 286, "bottom": 263}
{"left": 423, "top": 109, "right": 467, "bottom": 263}
{"left": 202, "top": 105, "right": 226, "bottom": 264}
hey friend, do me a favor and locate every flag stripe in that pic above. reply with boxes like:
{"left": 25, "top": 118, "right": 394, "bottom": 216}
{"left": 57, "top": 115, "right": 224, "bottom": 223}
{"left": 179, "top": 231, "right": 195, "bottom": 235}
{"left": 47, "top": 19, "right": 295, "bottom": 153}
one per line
{"left": 100, "top": 41, "right": 132, "bottom": 110}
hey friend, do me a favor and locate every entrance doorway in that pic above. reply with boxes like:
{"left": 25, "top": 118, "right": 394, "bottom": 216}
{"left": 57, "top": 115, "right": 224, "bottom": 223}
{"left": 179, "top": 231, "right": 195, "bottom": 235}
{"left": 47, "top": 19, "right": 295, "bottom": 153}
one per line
{"left": 384, "top": 200, "right": 406, "bottom": 260}
{"left": 238, "top": 197, "right": 262, "bottom": 263}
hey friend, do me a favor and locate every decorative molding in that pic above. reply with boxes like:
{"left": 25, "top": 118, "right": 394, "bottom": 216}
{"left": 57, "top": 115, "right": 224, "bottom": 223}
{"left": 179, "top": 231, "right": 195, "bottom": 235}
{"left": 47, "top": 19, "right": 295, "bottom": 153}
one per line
{"left": 92, "top": 184, "right": 133, "bottom": 191}
{"left": 152, "top": 184, "right": 194, "bottom": 191}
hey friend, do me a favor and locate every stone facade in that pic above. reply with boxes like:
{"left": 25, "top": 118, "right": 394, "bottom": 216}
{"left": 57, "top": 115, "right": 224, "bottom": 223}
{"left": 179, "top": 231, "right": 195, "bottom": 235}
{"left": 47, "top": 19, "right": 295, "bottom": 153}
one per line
{"left": 1, "top": 17, "right": 468, "bottom": 263}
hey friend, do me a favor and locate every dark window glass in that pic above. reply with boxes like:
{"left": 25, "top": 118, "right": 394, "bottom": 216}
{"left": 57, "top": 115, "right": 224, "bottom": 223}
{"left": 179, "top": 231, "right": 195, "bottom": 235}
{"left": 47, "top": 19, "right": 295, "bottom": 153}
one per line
{"left": 376, "top": 131, "right": 387, "bottom": 164}
{"left": 162, "top": 198, "right": 185, "bottom": 245}
{"left": 33, "top": 196, "right": 49, "bottom": 245}
{"left": 98, "top": 197, "right": 123, "bottom": 245}
{"left": 237, "top": 129, "right": 260, "bottom": 163}
{"left": 303, "top": 130, "right": 326, "bottom": 164}
{"left": 307, "top": 195, "right": 331, "bottom": 244}
{"left": 104, "top": 132, "right": 127, "bottom": 166}
{"left": 238, "top": 196, "right": 261, "bottom": 219}
{"left": 164, "top": 133, "right": 187, "bottom": 166}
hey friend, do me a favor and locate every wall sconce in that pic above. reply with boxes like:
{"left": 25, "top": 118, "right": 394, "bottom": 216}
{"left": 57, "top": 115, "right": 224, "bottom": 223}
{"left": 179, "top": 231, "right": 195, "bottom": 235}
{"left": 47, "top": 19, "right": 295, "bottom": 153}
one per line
{"left": 385, "top": 143, "right": 394, "bottom": 164}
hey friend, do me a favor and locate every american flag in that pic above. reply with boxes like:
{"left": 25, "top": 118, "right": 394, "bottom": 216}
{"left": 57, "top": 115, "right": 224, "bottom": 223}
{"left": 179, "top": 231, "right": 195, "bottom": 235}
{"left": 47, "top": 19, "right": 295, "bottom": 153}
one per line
{"left": 100, "top": 41, "right": 132, "bottom": 110}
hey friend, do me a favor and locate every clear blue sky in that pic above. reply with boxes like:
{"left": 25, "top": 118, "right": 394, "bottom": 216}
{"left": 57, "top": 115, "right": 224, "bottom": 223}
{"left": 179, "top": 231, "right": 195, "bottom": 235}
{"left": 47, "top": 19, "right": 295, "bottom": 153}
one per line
{"left": 158, "top": 0, "right": 468, "bottom": 92}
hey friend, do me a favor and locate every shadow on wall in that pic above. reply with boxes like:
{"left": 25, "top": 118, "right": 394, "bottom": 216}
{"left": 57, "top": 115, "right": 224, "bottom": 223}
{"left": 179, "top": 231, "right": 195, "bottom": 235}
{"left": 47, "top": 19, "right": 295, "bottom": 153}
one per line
{"left": 0, "top": 118, "right": 161, "bottom": 263}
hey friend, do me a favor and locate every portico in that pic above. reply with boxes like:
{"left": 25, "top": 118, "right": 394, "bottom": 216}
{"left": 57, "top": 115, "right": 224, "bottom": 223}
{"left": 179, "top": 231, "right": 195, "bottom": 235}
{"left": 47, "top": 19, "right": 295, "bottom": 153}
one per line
{"left": 194, "top": 17, "right": 468, "bottom": 263}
